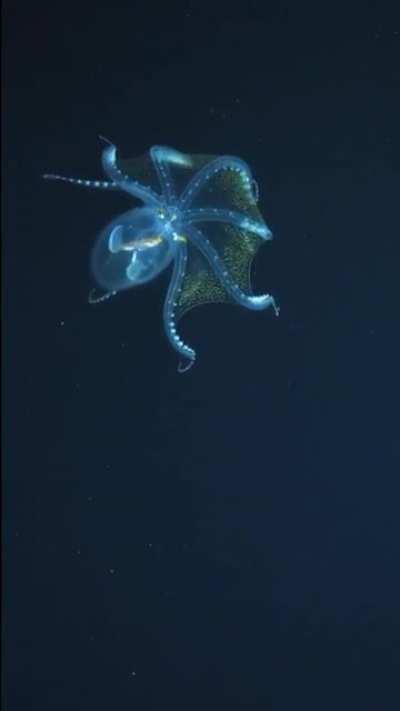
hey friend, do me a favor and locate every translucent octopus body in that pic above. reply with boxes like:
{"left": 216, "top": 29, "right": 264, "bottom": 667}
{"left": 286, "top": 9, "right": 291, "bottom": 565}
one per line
{"left": 44, "top": 140, "right": 279, "bottom": 371}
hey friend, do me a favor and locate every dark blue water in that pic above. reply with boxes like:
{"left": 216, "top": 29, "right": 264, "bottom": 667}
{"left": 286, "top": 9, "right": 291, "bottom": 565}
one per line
{"left": 4, "top": 2, "right": 400, "bottom": 709}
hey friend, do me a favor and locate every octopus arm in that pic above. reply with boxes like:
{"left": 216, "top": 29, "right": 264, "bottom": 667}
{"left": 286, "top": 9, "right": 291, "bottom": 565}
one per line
{"left": 101, "top": 141, "right": 162, "bottom": 206}
{"left": 185, "top": 208, "right": 272, "bottom": 240}
{"left": 163, "top": 241, "right": 196, "bottom": 372}
{"left": 43, "top": 174, "right": 119, "bottom": 190}
{"left": 178, "top": 155, "right": 254, "bottom": 210}
{"left": 185, "top": 225, "right": 279, "bottom": 314}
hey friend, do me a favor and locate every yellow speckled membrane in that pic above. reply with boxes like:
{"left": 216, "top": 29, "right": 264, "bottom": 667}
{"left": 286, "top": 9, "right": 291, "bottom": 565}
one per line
{"left": 118, "top": 151, "right": 269, "bottom": 323}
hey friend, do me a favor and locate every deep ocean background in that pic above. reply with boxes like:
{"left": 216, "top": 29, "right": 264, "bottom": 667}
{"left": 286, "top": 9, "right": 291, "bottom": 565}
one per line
{"left": 4, "top": 2, "right": 400, "bottom": 709}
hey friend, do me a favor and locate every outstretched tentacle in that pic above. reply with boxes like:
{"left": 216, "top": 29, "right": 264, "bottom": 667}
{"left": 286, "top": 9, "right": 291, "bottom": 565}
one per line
{"left": 186, "top": 225, "right": 280, "bottom": 315}
{"left": 100, "top": 139, "right": 162, "bottom": 206}
{"left": 43, "top": 174, "right": 118, "bottom": 190}
{"left": 163, "top": 240, "right": 196, "bottom": 371}
{"left": 88, "top": 288, "right": 117, "bottom": 304}
{"left": 185, "top": 208, "right": 272, "bottom": 240}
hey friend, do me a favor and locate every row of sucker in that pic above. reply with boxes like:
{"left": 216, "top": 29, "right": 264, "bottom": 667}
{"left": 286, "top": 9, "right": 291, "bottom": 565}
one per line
{"left": 43, "top": 175, "right": 119, "bottom": 190}
{"left": 163, "top": 239, "right": 196, "bottom": 371}
{"left": 178, "top": 157, "right": 257, "bottom": 210}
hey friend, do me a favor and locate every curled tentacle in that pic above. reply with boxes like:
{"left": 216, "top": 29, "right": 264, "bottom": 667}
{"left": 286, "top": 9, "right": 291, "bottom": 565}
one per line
{"left": 178, "top": 358, "right": 195, "bottom": 373}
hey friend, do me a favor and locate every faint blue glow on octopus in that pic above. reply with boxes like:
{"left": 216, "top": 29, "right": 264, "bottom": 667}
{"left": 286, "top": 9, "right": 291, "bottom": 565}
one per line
{"left": 44, "top": 139, "right": 279, "bottom": 372}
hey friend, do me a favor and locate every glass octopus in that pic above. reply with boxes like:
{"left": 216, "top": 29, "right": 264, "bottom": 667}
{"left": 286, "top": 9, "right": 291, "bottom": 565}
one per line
{"left": 44, "top": 140, "right": 279, "bottom": 372}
